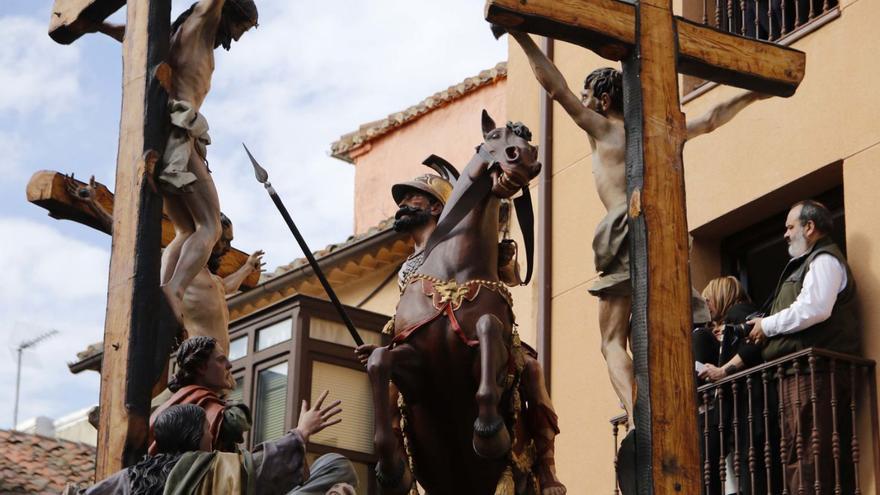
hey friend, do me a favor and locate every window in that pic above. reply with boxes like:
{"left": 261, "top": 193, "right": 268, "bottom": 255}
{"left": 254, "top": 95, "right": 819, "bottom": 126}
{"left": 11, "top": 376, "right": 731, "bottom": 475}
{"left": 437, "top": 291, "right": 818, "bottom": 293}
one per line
{"left": 254, "top": 362, "right": 288, "bottom": 444}
{"left": 310, "top": 318, "right": 383, "bottom": 348}
{"left": 227, "top": 376, "right": 244, "bottom": 404}
{"left": 721, "top": 187, "right": 845, "bottom": 306}
{"left": 308, "top": 361, "right": 374, "bottom": 454}
{"left": 228, "top": 336, "right": 248, "bottom": 361}
{"left": 256, "top": 318, "right": 292, "bottom": 351}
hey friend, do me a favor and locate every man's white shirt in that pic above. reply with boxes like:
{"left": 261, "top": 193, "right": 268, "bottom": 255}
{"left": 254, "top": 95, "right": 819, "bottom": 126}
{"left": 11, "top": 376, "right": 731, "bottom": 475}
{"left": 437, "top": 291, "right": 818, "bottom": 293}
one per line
{"left": 762, "top": 253, "right": 847, "bottom": 337}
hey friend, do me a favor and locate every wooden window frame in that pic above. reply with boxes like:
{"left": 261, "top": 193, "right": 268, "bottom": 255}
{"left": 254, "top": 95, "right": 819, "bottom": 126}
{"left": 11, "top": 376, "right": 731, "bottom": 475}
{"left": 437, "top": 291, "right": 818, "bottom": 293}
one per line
{"left": 228, "top": 294, "right": 391, "bottom": 494}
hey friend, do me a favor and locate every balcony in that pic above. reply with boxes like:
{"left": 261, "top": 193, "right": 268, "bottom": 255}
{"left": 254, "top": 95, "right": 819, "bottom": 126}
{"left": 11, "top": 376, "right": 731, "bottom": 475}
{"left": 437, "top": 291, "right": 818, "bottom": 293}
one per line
{"left": 611, "top": 348, "right": 878, "bottom": 494}
{"left": 682, "top": 0, "right": 841, "bottom": 98}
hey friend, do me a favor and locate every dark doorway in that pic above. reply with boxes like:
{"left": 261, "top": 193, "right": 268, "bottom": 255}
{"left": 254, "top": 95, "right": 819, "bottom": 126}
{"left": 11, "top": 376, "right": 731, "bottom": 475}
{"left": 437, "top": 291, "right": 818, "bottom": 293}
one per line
{"left": 720, "top": 186, "right": 845, "bottom": 308}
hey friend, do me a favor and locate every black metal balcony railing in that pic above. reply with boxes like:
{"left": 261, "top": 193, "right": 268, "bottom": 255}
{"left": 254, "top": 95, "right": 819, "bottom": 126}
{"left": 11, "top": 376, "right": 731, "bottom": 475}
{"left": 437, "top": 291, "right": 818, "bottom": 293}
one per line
{"left": 699, "top": 0, "right": 839, "bottom": 42}
{"left": 611, "top": 348, "right": 879, "bottom": 495}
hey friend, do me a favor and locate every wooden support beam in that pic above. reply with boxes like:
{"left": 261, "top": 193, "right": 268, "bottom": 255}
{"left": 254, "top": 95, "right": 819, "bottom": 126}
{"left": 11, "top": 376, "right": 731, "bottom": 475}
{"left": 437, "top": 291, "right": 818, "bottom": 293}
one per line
{"left": 485, "top": 0, "right": 806, "bottom": 96}
{"left": 95, "top": 0, "right": 170, "bottom": 478}
{"left": 622, "top": 0, "right": 701, "bottom": 491}
{"left": 48, "top": 0, "right": 126, "bottom": 45}
{"left": 26, "top": 171, "right": 260, "bottom": 290}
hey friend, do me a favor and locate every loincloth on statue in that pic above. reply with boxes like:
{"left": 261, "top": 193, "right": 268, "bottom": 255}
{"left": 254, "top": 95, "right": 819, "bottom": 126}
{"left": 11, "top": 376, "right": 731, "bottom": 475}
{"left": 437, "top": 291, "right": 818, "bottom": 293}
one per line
{"left": 390, "top": 274, "right": 514, "bottom": 349}
{"left": 161, "top": 99, "right": 211, "bottom": 193}
{"left": 589, "top": 202, "right": 631, "bottom": 297}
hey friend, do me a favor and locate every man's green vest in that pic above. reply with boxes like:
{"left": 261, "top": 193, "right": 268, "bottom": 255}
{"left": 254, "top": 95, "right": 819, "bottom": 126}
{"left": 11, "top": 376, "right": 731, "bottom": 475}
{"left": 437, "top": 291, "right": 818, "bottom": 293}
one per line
{"left": 762, "top": 236, "right": 859, "bottom": 361}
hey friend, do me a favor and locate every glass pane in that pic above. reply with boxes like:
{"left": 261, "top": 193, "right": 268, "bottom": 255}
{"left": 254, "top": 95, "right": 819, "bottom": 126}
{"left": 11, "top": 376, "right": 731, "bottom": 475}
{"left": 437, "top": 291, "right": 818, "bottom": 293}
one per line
{"left": 228, "top": 336, "right": 248, "bottom": 361}
{"left": 226, "top": 376, "right": 244, "bottom": 404}
{"left": 256, "top": 318, "right": 292, "bottom": 351}
{"left": 254, "top": 362, "right": 288, "bottom": 444}
{"left": 310, "top": 318, "right": 383, "bottom": 348}
{"left": 309, "top": 361, "right": 374, "bottom": 454}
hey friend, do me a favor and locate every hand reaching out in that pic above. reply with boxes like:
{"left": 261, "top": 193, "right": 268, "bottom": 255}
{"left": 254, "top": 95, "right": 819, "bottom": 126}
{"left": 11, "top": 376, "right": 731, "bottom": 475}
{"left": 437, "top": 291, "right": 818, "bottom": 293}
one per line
{"left": 295, "top": 390, "right": 342, "bottom": 444}
{"left": 66, "top": 174, "right": 98, "bottom": 205}
{"left": 247, "top": 250, "right": 266, "bottom": 273}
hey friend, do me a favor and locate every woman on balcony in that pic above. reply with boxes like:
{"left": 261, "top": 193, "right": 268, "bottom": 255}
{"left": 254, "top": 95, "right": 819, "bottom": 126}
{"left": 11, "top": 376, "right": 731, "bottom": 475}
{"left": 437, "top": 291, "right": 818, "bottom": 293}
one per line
{"left": 694, "top": 276, "right": 762, "bottom": 380}
{"left": 692, "top": 276, "right": 780, "bottom": 495}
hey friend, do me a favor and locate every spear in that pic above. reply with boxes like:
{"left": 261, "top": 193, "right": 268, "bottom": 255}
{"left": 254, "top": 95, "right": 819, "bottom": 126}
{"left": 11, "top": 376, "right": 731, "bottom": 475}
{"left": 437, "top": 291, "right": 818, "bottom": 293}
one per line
{"left": 243, "top": 143, "right": 365, "bottom": 347}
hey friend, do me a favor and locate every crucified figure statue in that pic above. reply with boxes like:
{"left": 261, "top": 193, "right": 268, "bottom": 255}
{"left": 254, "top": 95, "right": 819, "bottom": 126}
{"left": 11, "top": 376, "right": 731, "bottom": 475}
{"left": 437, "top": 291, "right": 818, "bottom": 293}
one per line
{"left": 510, "top": 30, "right": 770, "bottom": 428}
{"left": 67, "top": 179, "right": 263, "bottom": 355}
{"left": 91, "top": 0, "right": 259, "bottom": 322}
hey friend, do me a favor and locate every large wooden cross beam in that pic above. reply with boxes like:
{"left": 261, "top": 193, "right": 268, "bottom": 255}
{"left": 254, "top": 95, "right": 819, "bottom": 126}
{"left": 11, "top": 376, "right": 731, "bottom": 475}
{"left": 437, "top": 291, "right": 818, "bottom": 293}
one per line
{"left": 26, "top": 171, "right": 260, "bottom": 289}
{"left": 486, "top": 0, "right": 805, "bottom": 96}
{"left": 487, "top": 1, "right": 805, "bottom": 493}
{"left": 49, "top": 0, "right": 126, "bottom": 44}
{"left": 48, "top": 0, "right": 172, "bottom": 479}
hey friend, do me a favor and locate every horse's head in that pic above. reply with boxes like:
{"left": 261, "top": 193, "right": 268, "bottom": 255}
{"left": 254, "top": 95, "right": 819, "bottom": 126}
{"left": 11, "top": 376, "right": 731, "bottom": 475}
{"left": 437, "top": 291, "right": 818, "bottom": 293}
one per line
{"left": 479, "top": 110, "right": 541, "bottom": 198}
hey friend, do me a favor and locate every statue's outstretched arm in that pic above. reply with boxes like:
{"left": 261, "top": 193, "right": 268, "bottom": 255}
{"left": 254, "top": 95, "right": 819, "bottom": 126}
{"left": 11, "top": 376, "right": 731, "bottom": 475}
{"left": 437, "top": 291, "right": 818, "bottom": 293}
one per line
{"left": 686, "top": 90, "right": 771, "bottom": 139}
{"left": 508, "top": 30, "right": 614, "bottom": 140}
{"left": 66, "top": 175, "right": 114, "bottom": 232}
{"left": 222, "top": 250, "right": 264, "bottom": 293}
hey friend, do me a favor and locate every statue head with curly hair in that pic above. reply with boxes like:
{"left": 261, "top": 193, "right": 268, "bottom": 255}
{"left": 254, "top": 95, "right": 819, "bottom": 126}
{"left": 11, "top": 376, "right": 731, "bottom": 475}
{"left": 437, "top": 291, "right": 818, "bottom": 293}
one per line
{"left": 582, "top": 67, "right": 623, "bottom": 117}
{"left": 129, "top": 405, "right": 209, "bottom": 495}
{"left": 168, "top": 336, "right": 234, "bottom": 393}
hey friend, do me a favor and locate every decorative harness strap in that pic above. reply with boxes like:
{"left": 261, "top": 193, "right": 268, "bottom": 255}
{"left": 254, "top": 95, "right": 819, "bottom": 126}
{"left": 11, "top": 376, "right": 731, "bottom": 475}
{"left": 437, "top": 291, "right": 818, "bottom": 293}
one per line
{"left": 390, "top": 275, "right": 513, "bottom": 348}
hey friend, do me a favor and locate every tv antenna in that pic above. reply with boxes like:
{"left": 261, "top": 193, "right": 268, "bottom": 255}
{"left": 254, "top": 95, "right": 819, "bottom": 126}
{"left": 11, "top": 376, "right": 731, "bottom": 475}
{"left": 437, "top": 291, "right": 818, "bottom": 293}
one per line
{"left": 13, "top": 329, "right": 59, "bottom": 429}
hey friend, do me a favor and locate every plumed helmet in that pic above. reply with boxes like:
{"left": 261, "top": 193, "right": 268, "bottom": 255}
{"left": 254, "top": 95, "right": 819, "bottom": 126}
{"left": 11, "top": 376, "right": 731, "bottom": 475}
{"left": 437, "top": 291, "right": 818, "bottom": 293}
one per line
{"left": 391, "top": 154, "right": 460, "bottom": 206}
{"left": 392, "top": 174, "right": 453, "bottom": 205}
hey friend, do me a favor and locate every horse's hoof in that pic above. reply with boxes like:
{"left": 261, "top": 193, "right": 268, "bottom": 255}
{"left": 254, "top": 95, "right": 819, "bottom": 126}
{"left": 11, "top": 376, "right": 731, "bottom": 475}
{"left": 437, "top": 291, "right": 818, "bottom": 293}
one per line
{"left": 472, "top": 417, "right": 511, "bottom": 459}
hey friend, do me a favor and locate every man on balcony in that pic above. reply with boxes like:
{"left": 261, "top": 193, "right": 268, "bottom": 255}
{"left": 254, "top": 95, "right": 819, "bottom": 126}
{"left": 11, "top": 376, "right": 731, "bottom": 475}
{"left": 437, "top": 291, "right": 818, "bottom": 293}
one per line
{"left": 747, "top": 199, "right": 859, "bottom": 494}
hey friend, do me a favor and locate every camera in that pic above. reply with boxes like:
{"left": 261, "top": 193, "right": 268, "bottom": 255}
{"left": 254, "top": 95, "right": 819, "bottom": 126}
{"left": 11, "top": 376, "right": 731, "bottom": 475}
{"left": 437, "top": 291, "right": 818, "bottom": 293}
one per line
{"left": 726, "top": 312, "right": 763, "bottom": 339}
{"left": 728, "top": 322, "right": 754, "bottom": 338}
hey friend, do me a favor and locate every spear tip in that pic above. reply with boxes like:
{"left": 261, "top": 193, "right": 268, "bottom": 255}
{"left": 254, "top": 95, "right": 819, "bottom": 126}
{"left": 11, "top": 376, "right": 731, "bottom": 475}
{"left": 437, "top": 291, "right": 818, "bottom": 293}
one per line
{"left": 242, "top": 143, "right": 269, "bottom": 184}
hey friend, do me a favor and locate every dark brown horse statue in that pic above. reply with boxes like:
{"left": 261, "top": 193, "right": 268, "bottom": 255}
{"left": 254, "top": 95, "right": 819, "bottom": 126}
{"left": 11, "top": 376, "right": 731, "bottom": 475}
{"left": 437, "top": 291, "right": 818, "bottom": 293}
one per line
{"left": 366, "top": 111, "right": 543, "bottom": 495}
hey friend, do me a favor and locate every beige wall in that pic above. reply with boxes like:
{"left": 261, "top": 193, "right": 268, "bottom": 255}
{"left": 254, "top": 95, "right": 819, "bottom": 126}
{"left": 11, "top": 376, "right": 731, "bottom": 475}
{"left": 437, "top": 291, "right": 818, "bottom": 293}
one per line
{"left": 351, "top": 81, "right": 506, "bottom": 233}
{"left": 507, "top": 0, "right": 880, "bottom": 490}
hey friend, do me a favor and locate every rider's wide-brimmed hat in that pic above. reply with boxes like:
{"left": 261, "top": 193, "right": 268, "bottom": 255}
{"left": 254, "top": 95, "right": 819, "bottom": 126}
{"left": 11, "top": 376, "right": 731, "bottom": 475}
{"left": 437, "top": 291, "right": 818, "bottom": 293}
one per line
{"left": 392, "top": 174, "right": 453, "bottom": 206}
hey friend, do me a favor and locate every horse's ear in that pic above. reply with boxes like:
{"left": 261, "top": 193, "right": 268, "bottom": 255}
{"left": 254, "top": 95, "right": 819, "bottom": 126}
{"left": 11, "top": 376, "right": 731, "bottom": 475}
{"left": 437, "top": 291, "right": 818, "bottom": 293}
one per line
{"left": 481, "top": 109, "right": 496, "bottom": 138}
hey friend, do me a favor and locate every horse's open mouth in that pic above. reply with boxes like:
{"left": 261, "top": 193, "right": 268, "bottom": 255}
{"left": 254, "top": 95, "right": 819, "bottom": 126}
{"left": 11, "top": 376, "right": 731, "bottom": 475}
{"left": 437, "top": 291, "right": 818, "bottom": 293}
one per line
{"left": 504, "top": 146, "right": 520, "bottom": 162}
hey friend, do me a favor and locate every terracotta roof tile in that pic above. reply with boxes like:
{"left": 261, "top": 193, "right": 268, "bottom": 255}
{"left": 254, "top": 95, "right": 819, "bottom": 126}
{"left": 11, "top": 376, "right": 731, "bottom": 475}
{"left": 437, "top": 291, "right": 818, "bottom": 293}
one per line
{"left": 71, "top": 216, "right": 402, "bottom": 367}
{"left": 264, "top": 216, "right": 397, "bottom": 280}
{"left": 0, "top": 429, "right": 95, "bottom": 494}
{"left": 330, "top": 62, "right": 507, "bottom": 163}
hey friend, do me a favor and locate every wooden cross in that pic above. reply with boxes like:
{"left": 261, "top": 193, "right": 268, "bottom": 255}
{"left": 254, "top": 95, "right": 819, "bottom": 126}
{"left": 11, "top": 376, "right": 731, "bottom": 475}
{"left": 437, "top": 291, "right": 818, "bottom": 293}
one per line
{"left": 26, "top": 171, "right": 260, "bottom": 289}
{"left": 48, "top": 0, "right": 172, "bottom": 479}
{"left": 486, "top": 1, "right": 805, "bottom": 492}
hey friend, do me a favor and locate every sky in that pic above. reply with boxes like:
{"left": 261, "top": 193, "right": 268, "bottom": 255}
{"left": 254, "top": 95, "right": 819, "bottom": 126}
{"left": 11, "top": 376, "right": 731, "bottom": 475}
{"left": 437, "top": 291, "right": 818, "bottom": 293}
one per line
{"left": 0, "top": 1, "right": 507, "bottom": 430}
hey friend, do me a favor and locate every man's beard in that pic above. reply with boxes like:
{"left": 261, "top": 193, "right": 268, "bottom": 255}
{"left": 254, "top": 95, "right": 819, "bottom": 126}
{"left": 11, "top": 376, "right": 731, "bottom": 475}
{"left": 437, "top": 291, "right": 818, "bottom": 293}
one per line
{"left": 788, "top": 230, "right": 809, "bottom": 258}
{"left": 393, "top": 206, "right": 433, "bottom": 233}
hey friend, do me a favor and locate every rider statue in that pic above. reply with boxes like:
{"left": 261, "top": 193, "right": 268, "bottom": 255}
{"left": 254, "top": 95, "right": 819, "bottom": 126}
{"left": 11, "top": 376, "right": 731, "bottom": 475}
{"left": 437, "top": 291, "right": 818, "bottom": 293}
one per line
{"left": 357, "top": 144, "right": 565, "bottom": 493}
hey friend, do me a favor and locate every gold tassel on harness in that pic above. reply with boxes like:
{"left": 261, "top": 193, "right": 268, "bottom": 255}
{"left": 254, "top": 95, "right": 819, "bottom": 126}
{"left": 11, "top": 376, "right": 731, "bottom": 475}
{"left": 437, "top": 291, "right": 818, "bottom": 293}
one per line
{"left": 494, "top": 466, "right": 515, "bottom": 495}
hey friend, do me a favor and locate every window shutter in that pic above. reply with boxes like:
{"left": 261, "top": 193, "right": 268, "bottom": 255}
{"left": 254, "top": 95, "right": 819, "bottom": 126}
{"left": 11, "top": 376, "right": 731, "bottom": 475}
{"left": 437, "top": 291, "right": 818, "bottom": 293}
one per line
{"left": 255, "top": 362, "right": 288, "bottom": 444}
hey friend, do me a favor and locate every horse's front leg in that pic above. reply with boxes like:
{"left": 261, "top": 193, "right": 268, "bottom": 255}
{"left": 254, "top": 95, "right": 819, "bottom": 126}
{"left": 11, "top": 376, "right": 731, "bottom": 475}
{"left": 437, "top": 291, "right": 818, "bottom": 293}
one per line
{"left": 473, "top": 313, "right": 512, "bottom": 459}
{"left": 366, "top": 345, "right": 416, "bottom": 495}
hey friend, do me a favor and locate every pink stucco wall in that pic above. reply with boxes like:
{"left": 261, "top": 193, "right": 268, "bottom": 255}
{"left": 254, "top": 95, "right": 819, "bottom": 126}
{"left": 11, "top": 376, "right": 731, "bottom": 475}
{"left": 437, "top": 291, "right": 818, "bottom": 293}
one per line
{"left": 351, "top": 81, "right": 506, "bottom": 233}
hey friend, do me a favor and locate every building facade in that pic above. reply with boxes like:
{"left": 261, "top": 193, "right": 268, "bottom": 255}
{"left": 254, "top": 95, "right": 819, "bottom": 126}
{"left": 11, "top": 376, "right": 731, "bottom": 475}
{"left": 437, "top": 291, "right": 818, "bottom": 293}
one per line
{"left": 503, "top": 0, "right": 880, "bottom": 490}
{"left": 223, "top": 65, "right": 511, "bottom": 494}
